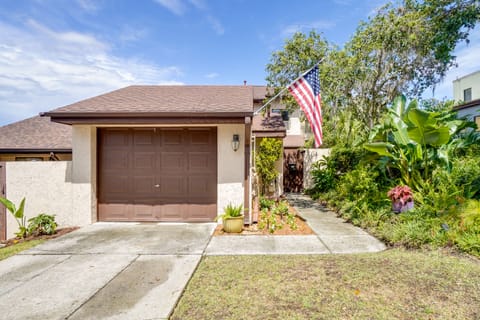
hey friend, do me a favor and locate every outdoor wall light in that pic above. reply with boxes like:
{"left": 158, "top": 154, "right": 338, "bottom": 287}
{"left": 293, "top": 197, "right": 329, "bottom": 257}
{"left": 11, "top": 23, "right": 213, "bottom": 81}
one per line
{"left": 232, "top": 134, "right": 240, "bottom": 152}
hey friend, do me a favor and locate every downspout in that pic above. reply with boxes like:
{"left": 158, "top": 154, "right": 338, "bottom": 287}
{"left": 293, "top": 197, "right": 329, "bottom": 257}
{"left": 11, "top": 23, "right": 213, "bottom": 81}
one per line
{"left": 244, "top": 116, "right": 252, "bottom": 225}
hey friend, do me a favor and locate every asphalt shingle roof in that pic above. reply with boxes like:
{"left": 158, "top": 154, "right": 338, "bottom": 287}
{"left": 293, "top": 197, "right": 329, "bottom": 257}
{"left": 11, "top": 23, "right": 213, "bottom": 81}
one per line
{"left": 0, "top": 116, "right": 72, "bottom": 151}
{"left": 46, "top": 85, "right": 255, "bottom": 115}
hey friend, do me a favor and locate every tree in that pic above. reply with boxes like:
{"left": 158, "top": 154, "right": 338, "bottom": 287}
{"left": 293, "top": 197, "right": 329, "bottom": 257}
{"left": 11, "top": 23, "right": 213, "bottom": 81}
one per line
{"left": 265, "top": 0, "right": 480, "bottom": 135}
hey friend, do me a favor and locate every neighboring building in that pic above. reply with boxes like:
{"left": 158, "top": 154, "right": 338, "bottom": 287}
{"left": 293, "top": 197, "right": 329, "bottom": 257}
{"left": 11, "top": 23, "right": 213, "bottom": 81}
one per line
{"left": 0, "top": 116, "right": 72, "bottom": 161}
{"left": 453, "top": 70, "right": 480, "bottom": 130}
{"left": 453, "top": 70, "right": 480, "bottom": 102}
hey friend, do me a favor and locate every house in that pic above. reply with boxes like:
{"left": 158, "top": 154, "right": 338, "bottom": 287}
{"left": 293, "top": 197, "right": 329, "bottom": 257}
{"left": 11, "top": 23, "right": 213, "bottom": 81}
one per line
{"left": 0, "top": 115, "right": 72, "bottom": 161}
{"left": 2, "top": 85, "right": 294, "bottom": 239}
{"left": 453, "top": 70, "right": 480, "bottom": 129}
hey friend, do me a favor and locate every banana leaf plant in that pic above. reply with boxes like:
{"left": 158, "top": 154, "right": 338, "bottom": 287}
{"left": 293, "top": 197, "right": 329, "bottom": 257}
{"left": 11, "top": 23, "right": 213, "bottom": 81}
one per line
{"left": 0, "top": 197, "right": 28, "bottom": 238}
{"left": 364, "top": 95, "right": 461, "bottom": 191}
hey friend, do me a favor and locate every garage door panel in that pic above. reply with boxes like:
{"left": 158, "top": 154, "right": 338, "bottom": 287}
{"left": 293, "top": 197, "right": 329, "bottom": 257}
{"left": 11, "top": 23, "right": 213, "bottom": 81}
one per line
{"left": 133, "top": 129, "right": 156, "bottom": 145}
{"left": 188, "top": 152, "right": 215, "bottom": 171}
{"left": 132, "top": 204, "right": 156, "bottom": 220}
{"left": 188, "top": 177, "right": 216, "bottom": 198}
{"left": 103, "top": 129, "right": 131, "bottom": 146}
{"left": 100, "top": 176, "right": 130, "bottom": 197}
{"left": 98, "top": 203, "right": 131, "bottom": 221}
{"left": 161, "top": 152, "right": 185, "bottom": 171}
{"left": 162, "top": 129, "right": 184, "bottom": 145}
{"left": 133, "top": 152, "right": 155, "bottom": 169}
{"left": 103, "top": 151, "right": 129, "bottom": 170}
{"left": 160, "top": 176, "right": 186, "bottom": 196}
{"left": 189, "top": 129, "right": 212, "bottom": 145}
{"left": 99, "top": 127, "right": 217, "bottom": 222}
{"left": 133, "top": 176, "right": 156, "bottom": 194}
{"left": 159, "top": 204, "right": 185, "bottom": 220}
{"left": 186, "top": 204, "right": 217, "bottom": 221}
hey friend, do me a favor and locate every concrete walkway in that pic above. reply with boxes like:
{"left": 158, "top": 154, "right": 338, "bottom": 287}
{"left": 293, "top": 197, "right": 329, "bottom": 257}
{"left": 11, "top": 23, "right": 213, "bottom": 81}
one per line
{"left": 0, "top": 222, "right": 216, "bottom": 320}
{"left": 205, "top": 193, "right": 386, "bottom": 255}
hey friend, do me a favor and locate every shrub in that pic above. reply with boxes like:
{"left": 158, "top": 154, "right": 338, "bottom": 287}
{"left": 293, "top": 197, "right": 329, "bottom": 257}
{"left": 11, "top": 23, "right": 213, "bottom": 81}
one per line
{"left": 255, "top": 138, "right": 282, "bottom": 195}
{"left": 259, "top": 197, "right": 275, "bottom": 210}
{"left": 27, "top": 213, "right": 57, "bottom": 236}
{"left": 335, "top": 167, "right": 381, "bottom": 205}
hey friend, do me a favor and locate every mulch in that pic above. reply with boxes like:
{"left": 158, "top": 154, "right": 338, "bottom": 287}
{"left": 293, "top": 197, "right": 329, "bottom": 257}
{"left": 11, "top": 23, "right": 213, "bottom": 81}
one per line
{"left": 0, "top": 227, "right": 79, "bottom": 247}
{"left": 214, "top": 206, "right": 315, "bottom": 236}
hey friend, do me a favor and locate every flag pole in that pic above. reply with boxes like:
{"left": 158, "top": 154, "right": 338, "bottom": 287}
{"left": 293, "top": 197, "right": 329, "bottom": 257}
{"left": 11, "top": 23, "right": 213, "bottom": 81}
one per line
{"left": 253, "top": 58, "right": 324, "bottom": 116}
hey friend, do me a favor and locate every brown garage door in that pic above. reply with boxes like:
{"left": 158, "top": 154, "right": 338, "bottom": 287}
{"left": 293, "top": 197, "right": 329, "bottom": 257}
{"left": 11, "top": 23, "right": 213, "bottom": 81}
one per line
{"left": 98, "top": 127, "right": 217, "bottom": 222}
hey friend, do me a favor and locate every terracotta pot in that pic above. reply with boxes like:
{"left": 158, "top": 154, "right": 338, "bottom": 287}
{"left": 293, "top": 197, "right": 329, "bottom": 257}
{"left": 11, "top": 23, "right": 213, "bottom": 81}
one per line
{"left": 222, "top": 216, "right": 244, "bottom": 233}
{"left": 392, "top": 200, "right": 414, "bottom": 213}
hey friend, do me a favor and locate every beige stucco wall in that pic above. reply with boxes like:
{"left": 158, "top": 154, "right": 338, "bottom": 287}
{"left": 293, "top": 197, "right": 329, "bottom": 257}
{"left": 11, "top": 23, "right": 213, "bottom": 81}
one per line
{"left": 72, "top": 125, "right": 97, "bottom": 224}
{"left": 217, "top": 124, "right": 246, "bottom": 216}
{"left": 5, "top": 161, "right": 87, "bottom": 239}
{"left": 303, "top": 148, "right": 331, "bottom": 190}
{"left": 453, "top": 71, "right": 480, "bottom": 102}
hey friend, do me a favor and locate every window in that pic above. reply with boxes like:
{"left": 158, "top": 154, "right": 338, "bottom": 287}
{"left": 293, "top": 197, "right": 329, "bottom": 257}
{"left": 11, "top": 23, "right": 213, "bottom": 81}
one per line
{"left": 475, "top": 116, "right": 480, "bottom": 132}
{"left": 464, "top": 88, "right": 472, "bottom": 102}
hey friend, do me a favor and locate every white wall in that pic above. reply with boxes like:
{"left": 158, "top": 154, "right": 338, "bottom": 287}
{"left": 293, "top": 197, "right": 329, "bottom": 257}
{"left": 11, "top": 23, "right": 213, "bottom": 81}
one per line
{"left": 303, "top": 148, "right": 331, "bottom": 190}
{"left": 5, "top": 162, "right": 90, "bottom": 239}
{"left": 453, "top": 71, "right": 480, "bottom": 101}
{"left": 217, "top": 124, "right": 246, "bottom": 216}
{"left": 287, "top": 117, "right": 302, "bottom": 135}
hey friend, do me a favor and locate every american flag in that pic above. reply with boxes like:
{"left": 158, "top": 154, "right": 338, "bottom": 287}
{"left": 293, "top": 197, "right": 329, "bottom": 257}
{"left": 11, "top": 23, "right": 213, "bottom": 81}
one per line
{"left": 288, "top": 65, "right": 323, "bottom": 147}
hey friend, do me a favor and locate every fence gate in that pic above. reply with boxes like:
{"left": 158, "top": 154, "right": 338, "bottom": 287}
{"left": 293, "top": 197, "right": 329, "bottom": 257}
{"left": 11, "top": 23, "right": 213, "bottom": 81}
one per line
{"left": 0, "top": 162, "right": 5, "bottom": 241}
{"left": 283, "top": 149, "right": 304, "bottom": 193}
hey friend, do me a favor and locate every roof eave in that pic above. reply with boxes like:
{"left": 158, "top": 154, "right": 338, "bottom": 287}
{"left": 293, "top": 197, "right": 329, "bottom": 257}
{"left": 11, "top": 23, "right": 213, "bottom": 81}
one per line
{"left": 453, "top": 98, "right": 480, "bottom": 111}
{"left": 0, "top": 148, "right": 72, "bottom": 153}
{"left": 42, "top": 111, "right": 254, "bottom": 125}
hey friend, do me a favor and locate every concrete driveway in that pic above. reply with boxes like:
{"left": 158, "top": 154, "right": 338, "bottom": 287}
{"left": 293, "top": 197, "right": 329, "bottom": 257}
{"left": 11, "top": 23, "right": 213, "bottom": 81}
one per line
{"left": 0, "top": 222, "right": 216, "bottom": 320}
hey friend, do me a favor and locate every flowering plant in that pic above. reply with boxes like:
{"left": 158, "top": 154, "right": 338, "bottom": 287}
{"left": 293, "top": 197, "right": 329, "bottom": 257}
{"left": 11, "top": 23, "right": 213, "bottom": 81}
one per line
{"left": 387, "top": 185, "right": 413, "bottom": 205}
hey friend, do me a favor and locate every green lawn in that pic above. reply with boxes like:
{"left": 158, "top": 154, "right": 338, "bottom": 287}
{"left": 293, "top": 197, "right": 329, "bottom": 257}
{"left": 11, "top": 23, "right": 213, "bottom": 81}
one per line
{"left": 0, "top": 240, "right": 45, "bottom": 261}
{"left": 171, "top": 249, "right": 480, "bottom": 320}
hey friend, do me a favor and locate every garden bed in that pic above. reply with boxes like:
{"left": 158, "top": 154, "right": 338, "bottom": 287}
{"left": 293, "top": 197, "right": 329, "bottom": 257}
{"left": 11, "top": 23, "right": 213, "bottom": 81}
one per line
{"left": 214, "top": 206, "right": 315, "bottom": 236}
{"left": 0, "top": 226, "right": 79, "bottom": 247}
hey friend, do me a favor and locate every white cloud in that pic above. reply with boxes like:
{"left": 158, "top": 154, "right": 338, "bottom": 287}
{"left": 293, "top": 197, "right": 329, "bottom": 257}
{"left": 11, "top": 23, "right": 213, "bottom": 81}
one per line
{"left": 426, "top": 26, "right": 480, "bottom": 100}
{"left": 0, "top": 20, "right": 182, "bottom": 125}
{"left": 282, "top": 20, "right": 336, "bottom": 36}
{"left": 207, "top": 15, "right": 225, "bottom": 35}
{"left": 154, "top": 0, "right": 186, "bottom": 15}
{"left": 76, "top": 0, "right": 100, "bottom": 13}
{"left": 205, "top": 72, "right": 219, "bottom": 79}
{"left": 153, "top": 0, "right": 224, "bottom": 35}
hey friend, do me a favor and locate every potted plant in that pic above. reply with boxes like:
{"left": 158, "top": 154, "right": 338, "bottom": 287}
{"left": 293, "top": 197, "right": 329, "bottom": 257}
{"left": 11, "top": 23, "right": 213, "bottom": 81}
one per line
{"left": 217, "top": 203, "right": 244, "bottom": 233}
{"left": 387, "top": 185, "right": 414, "bottom": 213}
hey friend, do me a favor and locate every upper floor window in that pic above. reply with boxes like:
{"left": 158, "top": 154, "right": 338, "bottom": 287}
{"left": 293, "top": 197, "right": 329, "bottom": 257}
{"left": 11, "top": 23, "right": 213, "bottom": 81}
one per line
{"left": 464, "top": 88, "right": 472, "bottom": 102}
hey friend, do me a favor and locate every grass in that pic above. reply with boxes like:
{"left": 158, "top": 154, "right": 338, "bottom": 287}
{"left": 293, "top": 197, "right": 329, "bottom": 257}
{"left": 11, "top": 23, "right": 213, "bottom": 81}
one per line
{"left": 171, "top": 249, "right": 480, "bottom": 320}
{"left": 0, "top": 239, "right": 45, "bottom": 261}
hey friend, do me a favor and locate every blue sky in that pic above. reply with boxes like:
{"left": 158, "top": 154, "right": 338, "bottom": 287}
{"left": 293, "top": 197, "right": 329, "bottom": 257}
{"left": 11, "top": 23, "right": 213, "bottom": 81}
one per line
{"left": 0, "top": 0, "right": 479, "bottom": 126}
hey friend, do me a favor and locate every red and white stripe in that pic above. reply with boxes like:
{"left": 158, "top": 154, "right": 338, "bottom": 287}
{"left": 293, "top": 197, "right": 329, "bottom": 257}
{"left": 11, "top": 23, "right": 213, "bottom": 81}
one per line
{"left": 288, "top": 78, "right": 323, "bottom": 147}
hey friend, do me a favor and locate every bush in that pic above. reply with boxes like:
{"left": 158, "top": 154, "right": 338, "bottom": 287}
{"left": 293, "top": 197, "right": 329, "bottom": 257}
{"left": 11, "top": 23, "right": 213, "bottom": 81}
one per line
{"left": 259, "top": 197, "right": 275, "bottom": 210}
{"left": 27, "top": 214, "right": 57, "bottom": 236}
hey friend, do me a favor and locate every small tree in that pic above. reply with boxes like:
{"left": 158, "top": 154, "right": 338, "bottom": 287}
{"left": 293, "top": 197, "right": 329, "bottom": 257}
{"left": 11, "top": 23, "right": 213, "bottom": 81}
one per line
{"left": 255, "top": 138, "right": 282, "bottom": 196}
